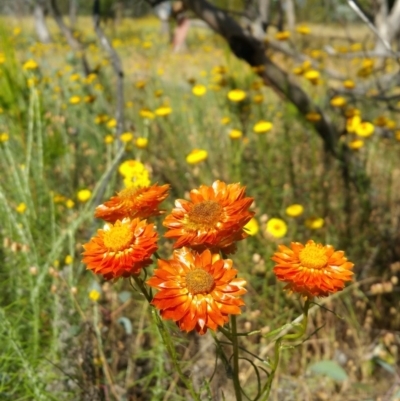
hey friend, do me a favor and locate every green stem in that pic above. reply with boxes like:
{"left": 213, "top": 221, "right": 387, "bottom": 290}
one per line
{"left": 132, "top": 275, "right": 200, "bottom": 401}
{"left": 260, "top": 299, "right": 311, "bottom": 401}
{"left": 231, "top": 315, "right": 243, "bottom": 401}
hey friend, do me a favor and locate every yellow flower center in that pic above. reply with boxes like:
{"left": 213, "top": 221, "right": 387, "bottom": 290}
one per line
{"left": 299, "top": 244, "right": 328, "bottom": 269}
{"left": 103, "top": 224, "right": 134, "bottom": 251}
{"left": 119, "top": 186, "right": 140, "bottom": 199}
{"left": 187, "top": 200, "right": 223, "bottom": 228}
{"left": 186, "top": 269, "right": 215, "bottom": 295}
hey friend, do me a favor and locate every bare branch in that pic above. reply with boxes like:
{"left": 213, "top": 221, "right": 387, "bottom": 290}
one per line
{"left": 347, "top": 0, "right": 392, "bottom": 52}
{"left": 48, "top": 0, "right": 90, "bottom": 75}
{"left": 93, "top": 0, "right": 124, "bottom": 143}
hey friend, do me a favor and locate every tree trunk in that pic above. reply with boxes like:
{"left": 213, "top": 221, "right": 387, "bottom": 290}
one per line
{"left": 374, "top": 0, "right": 390, "bottom": 52}
{"left": 374, "top": 0, "right": 400, "bottom": 53}
{"left": 34, "top": 0, "right": 51, "bottom": 43}
{"left": 259, "top": 0, "right": 270, "bottom": 29}
{"left": 114, "top": 1, "right": 124, "bottom": 29}
{"left": 69, "top": 0, "right": 78, "bottom": 29}
{"left": 283, "top": 0, "right": 295, "bottom": 31}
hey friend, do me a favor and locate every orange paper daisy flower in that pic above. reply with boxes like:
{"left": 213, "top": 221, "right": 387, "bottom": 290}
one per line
{"left": 82, "top": 218, "right": 158, "bottom": 280}
{"left": 147, "top": 247, "right": 247, "bottom": 335}
{"left": 163, "top": 181, "right": 254, "bottom": 253}
{"left": 272, "top": 240, "right": 354, "bottom": 298}
{"left": 95, "top": 184, "right": 170, "bottom": 223}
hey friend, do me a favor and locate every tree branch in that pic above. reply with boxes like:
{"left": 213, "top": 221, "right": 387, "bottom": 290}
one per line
{"left": 184, "top": 0, "right": 338, "bottom": 154}
{"left": 48, "top": 0, "right": 90, "bottom": 75}
{"left": 93, "top": 0, "right": 124, "bottom": 143}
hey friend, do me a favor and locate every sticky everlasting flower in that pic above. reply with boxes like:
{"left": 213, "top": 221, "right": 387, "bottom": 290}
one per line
{"left": 272, "top": 240, "right": 354, "bottom": 298}
{"left": 95, "top": 184, "right": 170, "bottom": 222}
{"left": 82, "top": 218, "right": 158, "bottom": 280}
{"left": 147, "top": 247, "right": 246, "bottom": 335}
{"left": 163, "top": 180, "right": 254, "bottom": 253}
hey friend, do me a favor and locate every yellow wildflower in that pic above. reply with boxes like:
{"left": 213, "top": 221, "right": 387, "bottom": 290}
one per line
{"left": 65, "top": 199, "right": 75, "bottom": 209}
{"left": 343, "top": 80, "right": 356, "bottom": 89}
{"left": 0, "top": 133, "right": 9, "bottom": 142}
{"left": 266, "top": 218, "right": 287, "bottom": 238}
{"left": 293, "top": 66, "right": 304, "bottom": 75}
{"left": 244, "top": 218, "right": 259, "bottom": 236}
{"left": 120, "top": 132, "right": 133, "bottom": 143}
{"left": 275, "top": 31, "right": 290, "bottom": 41}
{"left": 155, "top": 106, "right": 172, "bottom": 117}
{"left": 221, "top": 117, "right": 230, "bottom": 125}
{"left": 135, "top": 137, "right": 148, "bottom": 149}
{"left": 104, "top": 135, "right": 114, "bottom": 144}
{"left": 227, "top": 89, "right": 246, "bottom": 102}
{"left": 348, "top": 139, "right": 364, "bottom": 150}
{"left": 192, "top": 84, "right": 207, "bottom": 96}
{"left": 330, "top": 96, "right": 347, "bottom": 107}
{"left": 355, "top": 122, "right": 374, "bottom": 137}
{"left": 139, "top": 109, "right": 155, "bottom": 119}
{"left": 304, "top": 70, "right": 320, "bottom": 85}
{"left": 23, "top": 59, "right": 38, "bottom": 70}
{"left": 95, "top": 114, "right": 109, "bottom": 124}
{"left": 84, "top": 95, "right": 96, "bottom": 104}
{"left": 229, "top": 129, "right": 243, "bottom": 139}
{"left": 65, "top": 255, "right": 73, "bottom": 265}
{"left": 373, "top": 116, "right": 387, "bottom": 127}
{"left": 186, "top": 149, "right": 208, "bottom": 164}
{"left": 346, "top": 115, "right": 361, "bottom": 133}
{"left": 69, "top": 96, "right": 81, "bottom": 105}
{"left": 305, "top": 217, "right": 324, "bottom": 229}
{"left": 69, "top": 73, "right": 80, "bottom": 82}
{"left": 285, "top": 204, "right": 304, "bottom": 217}
{"left": 89, "top": 289, "right": 101, "bottom": 302}
{"left": 306, "top": 112, "right": 321, "bottom": 122}
{"left": 253, "top": 94, "right": 264, "bottom": 104}
{"left": 136, "top": 80, "right": 146, "bottom": 89}
{"left": 296, "top": 25, "right": 311, "bottom": 35}
{"left": 107, "top": 118, "right": 117, "bottom": 129}
{"left": 253, "top": 120, "right": 273, "bottom": 134}
{"left": 77, "top": 189, "right": 91, "bottom": 202}
{"left": 16, "top": 203, "right": 27, "bottom": 214}
{"left": 386, "top": 120, "right": 396, "bottom": 130}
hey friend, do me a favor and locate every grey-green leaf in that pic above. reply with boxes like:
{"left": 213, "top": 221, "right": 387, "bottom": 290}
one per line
{"left": 308, "top": 360, "right": 348, "bottom": 382}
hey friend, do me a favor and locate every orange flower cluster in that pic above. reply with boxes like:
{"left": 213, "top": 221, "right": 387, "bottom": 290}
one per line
{"left": 82, "top": 183, "right": 168, "bottom": 280}
{"left": 82, "top": 178, "right": 355, "bottom": 336}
